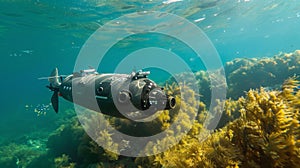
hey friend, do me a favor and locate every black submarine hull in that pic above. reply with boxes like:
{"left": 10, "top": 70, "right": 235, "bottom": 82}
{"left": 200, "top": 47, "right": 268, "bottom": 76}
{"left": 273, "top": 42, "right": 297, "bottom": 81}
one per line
{"left": 56, "top": 72, "right": 175, "bottom": 119}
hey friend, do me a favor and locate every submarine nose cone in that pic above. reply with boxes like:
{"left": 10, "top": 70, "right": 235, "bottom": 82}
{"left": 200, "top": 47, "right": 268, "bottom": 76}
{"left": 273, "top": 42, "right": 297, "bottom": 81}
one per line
{"left": 149, "top": 88, "right": 176, "bottom": 110}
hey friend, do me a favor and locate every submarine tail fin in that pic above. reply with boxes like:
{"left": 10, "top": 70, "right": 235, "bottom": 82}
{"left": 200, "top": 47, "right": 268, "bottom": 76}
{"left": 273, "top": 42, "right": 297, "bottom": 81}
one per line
{"left": 49, "top": 68, "right": 60, "bottom": 113}
{"left": 44, "top": 68, "right": 61, "bottom": 113}
{"left": 51, "top": 90, "right": 59, "bottom": 113}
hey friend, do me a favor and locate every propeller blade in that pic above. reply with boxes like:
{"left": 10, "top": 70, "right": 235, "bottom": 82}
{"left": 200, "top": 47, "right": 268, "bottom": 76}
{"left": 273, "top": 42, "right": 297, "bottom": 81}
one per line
{"left": 38, "top": 75, "right": 67, "bottom": 80}
{"left": 51, "top": 90, "right": 59, "bottom": 113}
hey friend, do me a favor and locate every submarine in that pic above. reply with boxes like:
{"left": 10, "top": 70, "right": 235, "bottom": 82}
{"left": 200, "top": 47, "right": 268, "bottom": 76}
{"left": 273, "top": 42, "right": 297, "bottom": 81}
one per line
{"left": 45, "top": 68, "right": 176, "bottom": 120}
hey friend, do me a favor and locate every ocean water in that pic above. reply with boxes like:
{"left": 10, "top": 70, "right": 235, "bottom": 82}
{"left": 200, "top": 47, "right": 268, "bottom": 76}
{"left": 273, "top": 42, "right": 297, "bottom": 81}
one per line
{"left": 1, "top": 0, "right": 300, "bottom": 167}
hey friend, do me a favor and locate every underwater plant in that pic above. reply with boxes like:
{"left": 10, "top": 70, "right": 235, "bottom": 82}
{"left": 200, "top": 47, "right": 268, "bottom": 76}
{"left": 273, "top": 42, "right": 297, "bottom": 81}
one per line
{"left": 226, "top": 77, "right": 300, "bottom": 167}
{"left": 0, "top": 142, "right": 46, "bottom": 168}
{"left": 215, "top": 99, "right": 241, "bottom": 129}
{"left": 147, "top": 77, "right": 300, "bottom": 168}
{"left": 226, "top": 50, "right": 300, "bottom": 98}
{"left": 47, "top": 117, "right": 85, "bottom": 161}
{"left": 166, "top": 69, "right": 226, "bottom": 106}
{"left": 54, "top": 154, "right": 76, "bottom": 168}
{"left": 168, "top": 50, "right": 300, "bottom": 102}
{"left": 153, "top": 129, "right": 242, "bottom": 168}
{"left": 134, "top": 83, "right": 211, "bottom": 167}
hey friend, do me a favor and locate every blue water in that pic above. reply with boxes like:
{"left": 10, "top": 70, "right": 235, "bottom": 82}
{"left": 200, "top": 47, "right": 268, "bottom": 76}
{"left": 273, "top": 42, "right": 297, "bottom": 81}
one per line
{"left": 1, "top": 0, "right": 300, "bottom": 139}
